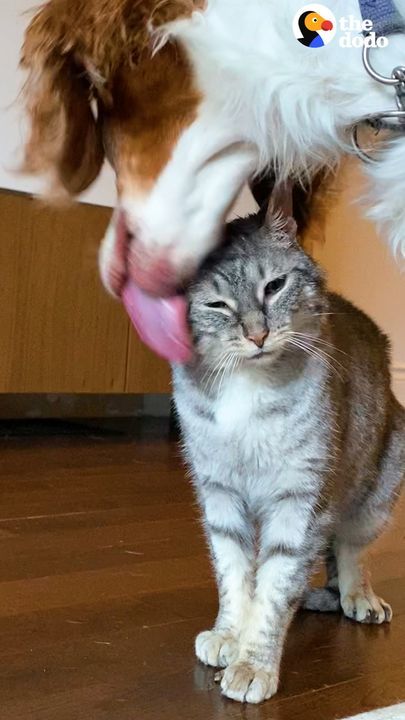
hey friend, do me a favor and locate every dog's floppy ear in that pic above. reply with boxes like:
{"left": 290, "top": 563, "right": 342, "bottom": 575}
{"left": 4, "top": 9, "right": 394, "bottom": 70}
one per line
{"left": 20, "top": 4, "right": 105, "bottom": 198}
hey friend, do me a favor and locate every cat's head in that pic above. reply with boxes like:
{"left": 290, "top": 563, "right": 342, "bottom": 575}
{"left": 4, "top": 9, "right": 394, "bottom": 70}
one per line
{"left": 187, "top": 210, "right": 326, "bottom": 368}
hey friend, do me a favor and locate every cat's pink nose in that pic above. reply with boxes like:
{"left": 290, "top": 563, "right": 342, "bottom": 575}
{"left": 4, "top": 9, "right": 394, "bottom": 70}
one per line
{"left": 248, "top": 329, "right": 269, "bottom": 348}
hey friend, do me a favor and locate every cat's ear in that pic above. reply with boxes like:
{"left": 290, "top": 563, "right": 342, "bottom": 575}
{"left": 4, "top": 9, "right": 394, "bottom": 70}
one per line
{"left": 265, "top": 180, "right": 298, "bottom": 237}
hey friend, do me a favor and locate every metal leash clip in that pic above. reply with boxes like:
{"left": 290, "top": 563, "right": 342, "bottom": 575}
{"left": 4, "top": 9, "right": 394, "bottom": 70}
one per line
{"left": 392, "top": 64, "right": 405, "bottom": 113}
{"left": 351, "top": 43, "right": 405, "bottom": 163}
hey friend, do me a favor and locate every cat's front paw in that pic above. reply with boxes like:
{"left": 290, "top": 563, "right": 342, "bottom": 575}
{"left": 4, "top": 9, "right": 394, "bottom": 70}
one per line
{"left": 341, "top": 592, "right": 392, "bottom": 624}
{"left": 195, "top": 630, "right": 239, "bottom": 668}
{"left": 220, "top": 661, "right": 279, "bottom": 704}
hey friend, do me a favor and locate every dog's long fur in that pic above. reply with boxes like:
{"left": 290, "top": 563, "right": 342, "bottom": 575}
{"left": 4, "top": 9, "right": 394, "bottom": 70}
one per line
{"left": 20, "top": 0, "right": 405, "bottom": 290}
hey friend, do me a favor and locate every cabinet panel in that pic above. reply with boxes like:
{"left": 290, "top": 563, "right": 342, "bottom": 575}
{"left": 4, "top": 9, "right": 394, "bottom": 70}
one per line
{"left": 125, "top": 332, "right": 171, "bottom": 394}
{"left": 0, "top": 192, "right": 127, "bottom": 393}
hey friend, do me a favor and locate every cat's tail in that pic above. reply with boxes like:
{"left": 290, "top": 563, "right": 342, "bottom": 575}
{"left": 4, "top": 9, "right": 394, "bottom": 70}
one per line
{"left": 301, "top": 541, "right": 341, "bottom": 613}
{"left": 301, "top": 587, "right": 341, "bottom": 613}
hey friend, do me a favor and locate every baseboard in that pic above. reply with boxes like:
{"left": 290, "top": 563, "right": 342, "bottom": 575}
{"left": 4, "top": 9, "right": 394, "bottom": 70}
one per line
{"left": 0, "top": 393, "right": 171, "bottom": 420}
{"left": 0, "top": 368, "right": 402, "bottom": 421}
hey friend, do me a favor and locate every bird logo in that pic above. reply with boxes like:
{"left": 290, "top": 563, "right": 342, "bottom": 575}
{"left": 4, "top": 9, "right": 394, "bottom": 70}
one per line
{"left": 293, "top": 4, "right": 336, "bottom": 48}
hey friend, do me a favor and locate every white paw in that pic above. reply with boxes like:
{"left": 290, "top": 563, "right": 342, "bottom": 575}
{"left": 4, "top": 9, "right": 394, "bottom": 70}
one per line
{"left": 341, "top": 592, "right": 392, "bottom": 624}
{"left": 219, "top": 662, "right": 278, "bottom": 704}
{"left": 195, "top": 630, "right": 239, "bottom": 668}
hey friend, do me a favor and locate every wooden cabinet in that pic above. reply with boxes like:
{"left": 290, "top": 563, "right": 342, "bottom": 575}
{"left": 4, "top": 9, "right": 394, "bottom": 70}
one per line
{"left": 0, "top": 191, "right": 170, "bottom": 393}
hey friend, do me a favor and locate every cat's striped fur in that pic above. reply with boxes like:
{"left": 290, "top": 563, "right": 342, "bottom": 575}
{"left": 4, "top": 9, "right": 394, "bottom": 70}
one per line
{"left": 172, "top": 212, "right": 405, "bottom": 704}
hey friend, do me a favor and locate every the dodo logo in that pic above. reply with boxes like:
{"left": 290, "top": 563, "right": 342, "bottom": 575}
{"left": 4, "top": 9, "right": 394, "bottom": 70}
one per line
{"left": 293, "top": 4, "right": 336, "bottom": 48}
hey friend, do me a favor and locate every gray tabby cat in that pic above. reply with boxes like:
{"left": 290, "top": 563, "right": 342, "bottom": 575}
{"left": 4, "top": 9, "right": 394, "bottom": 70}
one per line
{"left": 172, "top": 202, "right": 405, "bottom": 705}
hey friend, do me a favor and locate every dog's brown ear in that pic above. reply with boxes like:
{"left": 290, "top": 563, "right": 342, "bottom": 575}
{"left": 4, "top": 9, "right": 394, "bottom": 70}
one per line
{"left": 20, "top": 5, "right": 105, "bottom": 198}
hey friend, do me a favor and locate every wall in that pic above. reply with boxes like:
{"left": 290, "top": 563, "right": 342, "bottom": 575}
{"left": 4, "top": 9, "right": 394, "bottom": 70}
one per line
{"left": 0, "top": 1, "right": 117, "bottom": 206}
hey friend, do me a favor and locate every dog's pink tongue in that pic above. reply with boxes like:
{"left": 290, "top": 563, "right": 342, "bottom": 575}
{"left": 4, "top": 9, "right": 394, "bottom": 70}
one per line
{"left": 122, "top": 281, "right": 192, "bottom": 364}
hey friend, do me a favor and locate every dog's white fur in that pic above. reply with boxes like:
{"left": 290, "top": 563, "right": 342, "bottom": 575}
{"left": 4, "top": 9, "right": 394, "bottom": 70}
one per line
{"left": 112, "top": 0, "right": 405, "bottom": 289}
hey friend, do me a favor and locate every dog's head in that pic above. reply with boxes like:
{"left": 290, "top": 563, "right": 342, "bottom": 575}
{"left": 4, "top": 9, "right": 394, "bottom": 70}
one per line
{"left": 21, "top": 0, "right": 258, "bottom": 296}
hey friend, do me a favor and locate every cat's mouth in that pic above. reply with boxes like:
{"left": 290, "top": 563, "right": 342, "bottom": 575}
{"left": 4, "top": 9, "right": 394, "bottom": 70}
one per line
{"left": 248, "top": 349, "right": 272, "bottom": 361}
{"left": 246, "top": 343, "right": 283, "bottom": 361}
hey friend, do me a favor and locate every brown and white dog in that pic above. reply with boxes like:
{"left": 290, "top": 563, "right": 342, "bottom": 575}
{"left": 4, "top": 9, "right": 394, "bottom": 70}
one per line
{"left": 21, "top": 0, "right": 405, "bottom": 297}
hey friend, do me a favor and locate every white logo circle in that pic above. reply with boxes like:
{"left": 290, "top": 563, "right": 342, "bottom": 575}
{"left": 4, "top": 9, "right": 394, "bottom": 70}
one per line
{"left": 293, "top": 4, "right": 337, "bottom": 48}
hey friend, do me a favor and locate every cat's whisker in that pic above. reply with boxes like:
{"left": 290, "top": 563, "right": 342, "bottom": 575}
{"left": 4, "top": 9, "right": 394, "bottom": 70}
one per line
{"left": 308, "top": 339, "right": 349, "bottom": 358}
{"left": 285, "top": 338, "right": 343, "bottom": 380}
{"left": 201, "top": 356, "right": 223, "bottom": 393}
{"left": 217, "top": 352, "right": 234, "bottom": 387}
{"left": 202, "top": 351, "right": 233, "bottom": 394}
{"left": 289, "top": 339, "right": 343, "bottom": 378}
{"left": 223, "top": 355, "right": 238, "bottom": 395}
{"left": 214, "top": 356, "right": 230, "bottom": 399}
{"left": 286, "top": 333, "right": 346, "bottom": 370}
{"left": 205, "top": 349, "right": 236, "bottom": 397}
{"left": 307, "top": 312, "right": 348, "bottom": 318}
{"left": 229, "top": 353, "right": 242, "bottom": 385}
{"left": 217, "top": 352, "right": 237, "bottom": 399}
{"left": 287, "top": 332, "right": 349, "bottom": 358}
{"left": 296, "top": 339, "right": 347, "bottom": 374}
{"left": 209, "top": 353, "right": 234, "bottom": 396}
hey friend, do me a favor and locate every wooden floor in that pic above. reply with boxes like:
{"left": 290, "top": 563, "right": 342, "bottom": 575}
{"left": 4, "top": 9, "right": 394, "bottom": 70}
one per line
{"left": 1, "top": 420, "right": 404, "bottom": 720}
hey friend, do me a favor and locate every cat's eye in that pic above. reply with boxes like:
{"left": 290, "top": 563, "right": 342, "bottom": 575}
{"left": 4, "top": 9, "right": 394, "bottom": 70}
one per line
{"left": 206, "top": 301, "right": 230, "bottom": 310}
{"left": 264, "top": 275, "right": 287, "bottom": 297}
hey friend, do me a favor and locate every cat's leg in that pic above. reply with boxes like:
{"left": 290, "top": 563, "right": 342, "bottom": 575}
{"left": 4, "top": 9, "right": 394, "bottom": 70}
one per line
{"left": 336, "top": 404, "right": 404, "bottom": 624}
{"left": 220, "top": 491, "right": 326, "bottom": 703}
{"left": 335, "top": 541, "right": 392, "bottom": 624}
{"left": 195, "top": 481, "right": 254, "bottom": 669}
{"left": 335, "top": 477, "right": 399, "bottom": 624}
{"left": 335, "top": 506, "right": 394, "bottom": 624}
